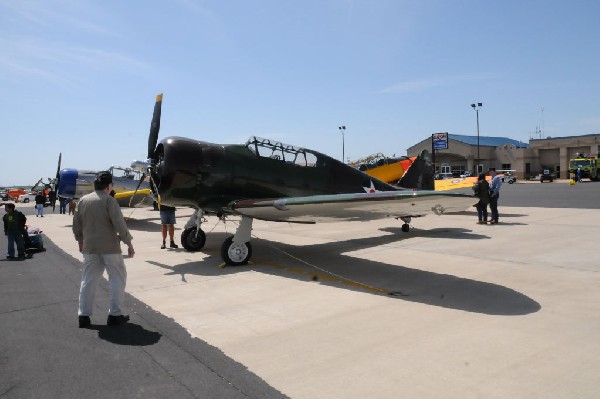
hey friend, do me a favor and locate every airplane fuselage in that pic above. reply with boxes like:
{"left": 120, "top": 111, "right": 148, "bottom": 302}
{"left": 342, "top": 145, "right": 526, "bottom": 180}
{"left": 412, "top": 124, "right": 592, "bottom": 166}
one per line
{"left": 153, "top": 137, "right": 397, "bottom": 212}
{"left": 58, "top": 168, "right": 152, "bottom": 207}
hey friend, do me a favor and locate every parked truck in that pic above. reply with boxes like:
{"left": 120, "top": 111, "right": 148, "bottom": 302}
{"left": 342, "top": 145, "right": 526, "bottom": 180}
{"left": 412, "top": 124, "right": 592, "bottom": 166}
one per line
{"left": 569, "top": 155, "right": 599, "bottom": 181}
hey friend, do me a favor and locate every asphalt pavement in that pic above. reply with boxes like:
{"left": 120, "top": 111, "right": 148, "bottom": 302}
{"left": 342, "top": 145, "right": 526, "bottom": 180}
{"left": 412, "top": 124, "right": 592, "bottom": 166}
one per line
{"left": 0, "top": 206, "right": 286, "bottom": 398}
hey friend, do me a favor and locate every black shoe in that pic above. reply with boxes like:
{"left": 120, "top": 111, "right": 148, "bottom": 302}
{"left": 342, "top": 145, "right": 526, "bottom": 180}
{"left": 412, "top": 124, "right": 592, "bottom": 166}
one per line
{"left": 6, "top": 256, "right": 15, "bottom": 260}
{"left": 107, "top": 315, "right": 130, "bottom": 326}
{"left": 161, "top": 242, "right": 166, "bottom": 249}
{"left": 79, "top": 316, "right": 91, "bottom": 328}
{"left": 170, "top": 241, "right": 179, "bottom": 249}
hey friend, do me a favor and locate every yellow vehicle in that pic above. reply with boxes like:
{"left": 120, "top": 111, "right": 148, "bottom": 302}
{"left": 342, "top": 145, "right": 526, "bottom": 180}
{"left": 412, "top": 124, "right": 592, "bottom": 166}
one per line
{"left": 569, "top": 155, "right": 599, "bottom": 181}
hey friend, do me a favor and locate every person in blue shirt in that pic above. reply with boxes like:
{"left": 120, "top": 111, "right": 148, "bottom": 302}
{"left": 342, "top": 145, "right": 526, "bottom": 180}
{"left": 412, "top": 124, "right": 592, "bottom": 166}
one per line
{"left": 488, "top": 168, "right": 503, "bottom": 224}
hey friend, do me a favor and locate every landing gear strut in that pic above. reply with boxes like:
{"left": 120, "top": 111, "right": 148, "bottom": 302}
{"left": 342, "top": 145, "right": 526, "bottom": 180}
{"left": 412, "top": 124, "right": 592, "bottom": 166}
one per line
{"left": 181, "top": 209, "right": 206, "bottom": 251}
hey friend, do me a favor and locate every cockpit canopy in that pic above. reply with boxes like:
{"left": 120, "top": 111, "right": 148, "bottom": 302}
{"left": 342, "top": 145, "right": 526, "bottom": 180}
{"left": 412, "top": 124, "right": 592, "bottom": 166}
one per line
{"left": 245, "top": 136, "right": 318, "bottom": 167}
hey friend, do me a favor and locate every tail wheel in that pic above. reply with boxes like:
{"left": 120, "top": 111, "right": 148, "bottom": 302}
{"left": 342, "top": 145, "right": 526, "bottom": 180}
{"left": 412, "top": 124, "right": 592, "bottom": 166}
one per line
{"left": 221, "top": 236, "right": 252, "bottom": 266}
{"left": 181, "top": 227, "right": 206, "bottom": 252}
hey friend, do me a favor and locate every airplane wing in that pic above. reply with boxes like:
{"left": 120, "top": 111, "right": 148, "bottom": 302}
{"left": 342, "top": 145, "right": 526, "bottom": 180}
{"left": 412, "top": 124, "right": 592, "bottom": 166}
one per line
{"left": 227, "top": 190, "right": 474, "bottom": 223}
{"left": 434, "top": 176, "right": 478, "bottom": 191}
{"left": 434, "top": 176, "right": 493, "bottom": 191}
{"left": 113, "top": 188, "right": 153, "bottom": 207}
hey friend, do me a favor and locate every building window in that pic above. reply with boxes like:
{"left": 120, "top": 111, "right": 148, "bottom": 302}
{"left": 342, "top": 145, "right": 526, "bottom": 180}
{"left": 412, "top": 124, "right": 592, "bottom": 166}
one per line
{"left": 501, "top": 164, "right": 511, "bottom": 170}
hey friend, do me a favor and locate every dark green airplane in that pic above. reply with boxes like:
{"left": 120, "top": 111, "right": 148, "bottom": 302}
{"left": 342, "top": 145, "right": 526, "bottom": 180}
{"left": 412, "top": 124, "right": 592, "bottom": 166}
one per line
{"left": 146, "top": 94, "right": 473, "bottom": 265}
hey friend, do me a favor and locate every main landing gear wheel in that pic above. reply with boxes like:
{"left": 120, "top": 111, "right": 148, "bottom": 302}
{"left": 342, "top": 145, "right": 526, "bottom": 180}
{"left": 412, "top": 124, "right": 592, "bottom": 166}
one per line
{"left": 181, "top": 227, "right": 206, "bottom": 252}
{"left": 401, "top": 223, "right": 410, "bottom": 232}
{"left": 221, "top": 236, "right": 252, "bottom": 266}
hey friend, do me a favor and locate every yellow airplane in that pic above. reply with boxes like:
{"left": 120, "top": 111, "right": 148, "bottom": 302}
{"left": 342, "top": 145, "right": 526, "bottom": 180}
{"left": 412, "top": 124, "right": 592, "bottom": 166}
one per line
{"left": 349, "top": 154, "right": 416, "bottom": 184}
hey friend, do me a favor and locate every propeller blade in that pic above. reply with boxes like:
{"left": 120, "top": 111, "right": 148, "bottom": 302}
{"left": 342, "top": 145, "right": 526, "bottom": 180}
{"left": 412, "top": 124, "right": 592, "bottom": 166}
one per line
{"left": 128, "top": 173, "right": 147, "bottom": 207}
{"left": 147, "top": 93, "right": 163, "bottom": 160}
{"left": 55, "top": 153, "right": 62, "bottom": 191}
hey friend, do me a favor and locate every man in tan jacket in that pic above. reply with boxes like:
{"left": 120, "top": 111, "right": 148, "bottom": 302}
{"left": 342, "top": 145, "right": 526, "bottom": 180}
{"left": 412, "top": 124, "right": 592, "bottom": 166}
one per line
{"left": 73, "top": 171, "right": 135, "bottom": 328}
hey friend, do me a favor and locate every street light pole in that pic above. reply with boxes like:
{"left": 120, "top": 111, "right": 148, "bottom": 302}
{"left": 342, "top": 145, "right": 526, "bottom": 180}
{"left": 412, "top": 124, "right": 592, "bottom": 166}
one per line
{"left": 471, "top": 103, "right": 483, "bottom": 173}
{"left": 338, "top": 126, "right": 346, "bottom": 163}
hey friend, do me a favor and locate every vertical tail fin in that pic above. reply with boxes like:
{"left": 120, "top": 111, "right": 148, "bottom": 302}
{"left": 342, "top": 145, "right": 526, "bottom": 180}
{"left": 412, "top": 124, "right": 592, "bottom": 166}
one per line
{"left": 398, "top": 150, "right": 435, "bottom": 190}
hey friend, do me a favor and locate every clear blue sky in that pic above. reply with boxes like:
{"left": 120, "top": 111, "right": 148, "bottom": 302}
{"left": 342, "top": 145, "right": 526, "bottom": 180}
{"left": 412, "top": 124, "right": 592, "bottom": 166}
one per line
{"left": 2, "top": 0, "right": 599, "bottom": 186}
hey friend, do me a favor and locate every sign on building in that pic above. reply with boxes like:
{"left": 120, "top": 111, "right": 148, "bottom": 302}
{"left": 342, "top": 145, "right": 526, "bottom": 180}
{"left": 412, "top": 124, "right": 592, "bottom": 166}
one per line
{"left": 432, "top": 132, "right": 448, "bottom": 150}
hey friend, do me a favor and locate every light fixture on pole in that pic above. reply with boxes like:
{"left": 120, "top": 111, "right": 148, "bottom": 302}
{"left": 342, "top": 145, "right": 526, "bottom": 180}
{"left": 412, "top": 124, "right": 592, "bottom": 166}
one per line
{"left": 338, "top": 126, "right": 346, "bottom": 163}
{"left": 470, "top": 103, "right": 483, "bottom": 173}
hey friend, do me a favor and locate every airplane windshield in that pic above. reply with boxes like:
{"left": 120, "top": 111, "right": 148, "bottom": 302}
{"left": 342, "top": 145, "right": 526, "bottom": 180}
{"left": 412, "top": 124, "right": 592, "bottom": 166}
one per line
{"left": 109, "top": 166, "right": 144, "bottom": 180}
{"left": 246, "top": 136, "right": 318, "bottom": 167}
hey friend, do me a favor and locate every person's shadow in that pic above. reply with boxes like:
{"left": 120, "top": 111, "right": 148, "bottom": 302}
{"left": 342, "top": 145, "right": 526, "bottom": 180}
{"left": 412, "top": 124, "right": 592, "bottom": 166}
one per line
{"left": 88, "top": 323, "right": 162, "bottom": 346}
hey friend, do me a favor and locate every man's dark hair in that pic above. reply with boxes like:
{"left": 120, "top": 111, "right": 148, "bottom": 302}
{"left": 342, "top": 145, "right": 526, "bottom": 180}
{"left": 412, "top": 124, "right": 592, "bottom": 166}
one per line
{"left": 4, "top": 203, "right": 15, "bottom": 210}
{"left": 94, "top": 171, "right": 113, "bottom": 190}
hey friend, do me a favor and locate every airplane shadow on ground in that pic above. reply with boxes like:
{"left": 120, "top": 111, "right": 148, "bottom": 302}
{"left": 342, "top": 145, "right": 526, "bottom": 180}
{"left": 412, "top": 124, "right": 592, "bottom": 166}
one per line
{"left": 145, "top": 226, "right": 541, "bottom": 317}
{"left": 448, "top": 210, "right": 529, "bottom": 218}
{"left": 124, "top": 218, "right": 164, "bottom": 233}
{"left": 87, "top": 323, "right": 162, "bottom": 346}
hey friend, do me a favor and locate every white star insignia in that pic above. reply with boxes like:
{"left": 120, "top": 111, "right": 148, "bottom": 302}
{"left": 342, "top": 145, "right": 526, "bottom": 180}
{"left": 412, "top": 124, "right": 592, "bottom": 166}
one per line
{"left": 363, "top": 181, "right": 379, "bottom": 193}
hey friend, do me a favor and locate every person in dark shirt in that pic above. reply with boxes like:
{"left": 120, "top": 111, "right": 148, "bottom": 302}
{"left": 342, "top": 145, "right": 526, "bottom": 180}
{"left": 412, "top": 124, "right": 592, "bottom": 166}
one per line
{"left": 3, "top": 203, "right": 26, "bottom": 259}
{"left": 474, "top": 173, "right": 491, "bottom": 224}
{"left": 48, "top": 189, "right": 57, "bottom": 212}
{"left": 159, "top": 203, "right": 179, "bottom": 249}
{"left": 34, "top": 191, "right": 46, "bottom": 217}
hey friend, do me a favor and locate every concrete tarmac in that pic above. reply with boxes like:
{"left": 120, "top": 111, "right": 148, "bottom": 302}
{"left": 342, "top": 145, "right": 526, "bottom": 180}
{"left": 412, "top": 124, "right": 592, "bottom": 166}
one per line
{"left": 2, "top": 181, "right": 600, "bottom": 398}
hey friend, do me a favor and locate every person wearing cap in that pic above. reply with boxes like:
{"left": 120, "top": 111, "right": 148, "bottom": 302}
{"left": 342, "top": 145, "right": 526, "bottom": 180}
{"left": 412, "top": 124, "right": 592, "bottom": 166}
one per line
{"left": 73, "top": 171, "right": 135, "bottom": 328}
{"left": 488, "top": 167, "right": 503, "bottom": 224}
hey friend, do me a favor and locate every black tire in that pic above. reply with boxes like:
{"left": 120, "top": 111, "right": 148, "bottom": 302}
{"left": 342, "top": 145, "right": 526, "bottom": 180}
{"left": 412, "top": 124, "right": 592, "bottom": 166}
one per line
{"left": 221, "top": 236, "right": 252, "bottom": 266}
{"left": 401, "top": 223, "right": 410, "bottom": 232}
{"left": 23, "top": 198, "right": 30, "bottom": 203}
{"left": 180, "top": 227, "right": 206, "bottom": 252}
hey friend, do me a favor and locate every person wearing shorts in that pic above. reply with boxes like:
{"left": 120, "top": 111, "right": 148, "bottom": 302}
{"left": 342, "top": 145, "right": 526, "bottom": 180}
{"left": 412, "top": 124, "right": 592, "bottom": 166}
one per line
{"left": 159, "top": 204, "right": 178, "bottom": 249}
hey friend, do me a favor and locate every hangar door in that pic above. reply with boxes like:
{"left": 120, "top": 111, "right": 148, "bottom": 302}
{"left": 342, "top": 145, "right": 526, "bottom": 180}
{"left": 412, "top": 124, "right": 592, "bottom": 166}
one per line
{"left": 539, "top": 148, "right": 560, "bottom": 174}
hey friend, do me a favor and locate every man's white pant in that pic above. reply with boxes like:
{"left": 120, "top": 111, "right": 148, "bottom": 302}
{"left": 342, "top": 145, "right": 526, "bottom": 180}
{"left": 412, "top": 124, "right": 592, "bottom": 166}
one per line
{"left": 78, "top": 253, "right": 127, "bottom": 317}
